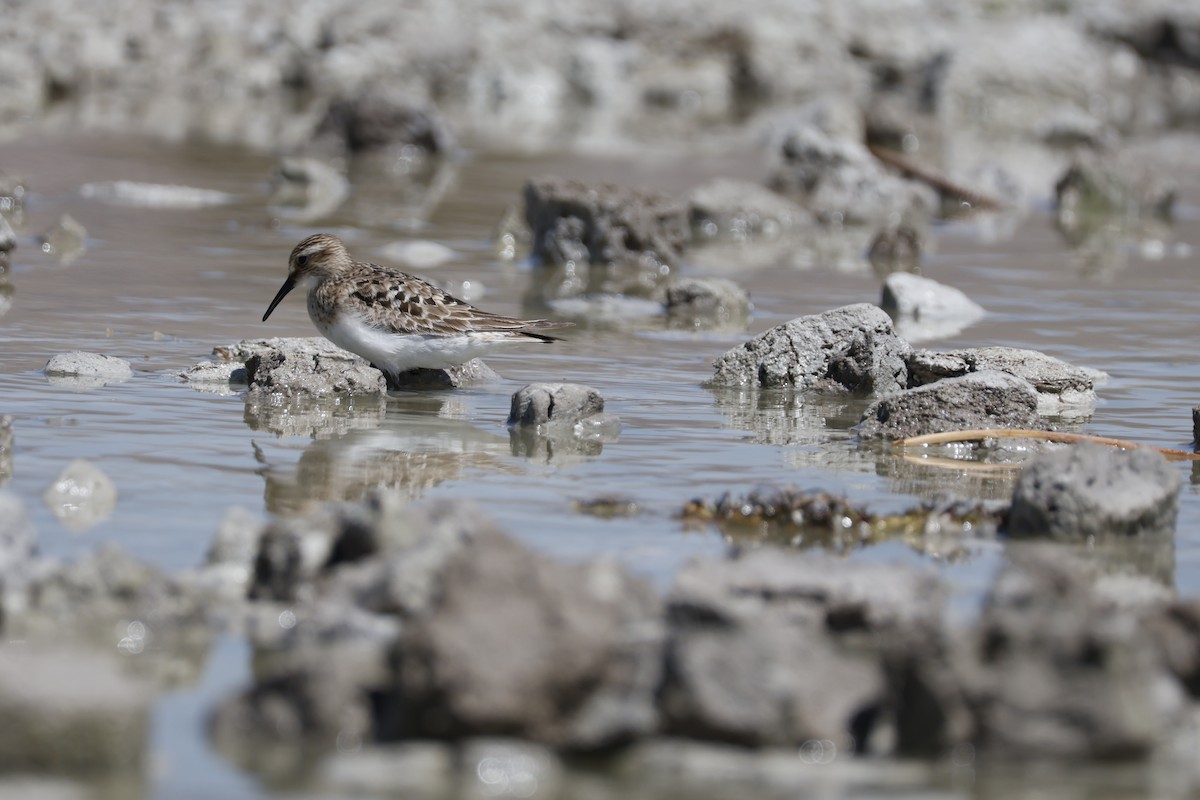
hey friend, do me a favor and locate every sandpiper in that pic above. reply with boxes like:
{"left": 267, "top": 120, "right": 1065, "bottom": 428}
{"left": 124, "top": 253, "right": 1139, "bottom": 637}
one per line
{"left": 262, "top": 233, "right": 573, "bottom": 381}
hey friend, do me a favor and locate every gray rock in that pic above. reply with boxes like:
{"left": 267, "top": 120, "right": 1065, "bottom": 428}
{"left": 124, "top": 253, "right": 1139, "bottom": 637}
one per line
{"left": 0, "top": 646, "right": 151, "bottom": 774}
{"left": 710, "top": 303, "right": 910, "bottom": 394}
{"left": 661, "top": 548, "right": 942, "bottom": 748}
{"left": 44, "top": 352, "right": 133, "bottom": 387}
{"left": 177, "top": 359, "right": 246, "bottom": 395}
{"left": 662, "top": 277, "right": 751, "bottom": 328}
{"left": 524, "top": 176, "right": 690, "bottom": 269}
{"left": 1008, "top": 443, "right": 1181, "bottom": 540}
{"left": 880, "top": 272, "right": 985, "bottom": 344}
{"left": 37, "top": 213, "right": 87, "bottom": 263}
{"left": 906, "top": 346, "right": 1102, "bottom": 415}
{"left": 243, "top": 337, "right": 386, "bottom": 398}
{"left": 507, "top": 383, "right": 606, "bottom": 428}
{"left": 314, "top": 84, "right": 456, "bottom": 156}
{"left": 856, "top": 370, "right": 1041, "bottom": 440}
{"left": 0, "top": 491, "right": 34, "bottom": 575}
{"left": 41, "top": 459, "right": 117, "bottom": 533}
{"left": 217, "top": 337, "right": 493, "bottom": 397}
{"left": 768, "top": 125, "right": 936, "bottom": 226}
{"left": 970, "top": 552, "right": 1181, "bottom": 759}
{"left": 382, "top": 530, "right": 663, "bottom": 749}
{"left": 686, "top": 178, "right": 813, "bottom": 241}
{"left": 79, "top": 180, "right": 234, "bottom": 208}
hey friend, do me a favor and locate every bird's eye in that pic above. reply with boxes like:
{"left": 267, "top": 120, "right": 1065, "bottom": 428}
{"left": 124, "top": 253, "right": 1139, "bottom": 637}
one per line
{"left": 296, "top": 254, "right": 309, "bottom": 267}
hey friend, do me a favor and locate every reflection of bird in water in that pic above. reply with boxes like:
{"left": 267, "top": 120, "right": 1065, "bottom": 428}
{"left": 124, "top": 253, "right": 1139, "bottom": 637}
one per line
{"left": 262, "top": 233, "right": 572, "bottom": 382}
{"left": 255, "top": 423, "right": 519, "bottom": 513}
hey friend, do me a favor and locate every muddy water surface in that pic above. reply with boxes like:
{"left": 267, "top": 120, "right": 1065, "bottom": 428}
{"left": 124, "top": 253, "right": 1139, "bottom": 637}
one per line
{"left": 1, "top": 133, "right": 1199, "bottom": 797}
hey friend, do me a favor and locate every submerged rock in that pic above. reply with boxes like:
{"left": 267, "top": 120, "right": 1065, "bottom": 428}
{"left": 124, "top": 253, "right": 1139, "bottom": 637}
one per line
{"left": 856, "top": 370, "right": 1041, "bottom": 440}
{"left": 44, "top": 352, "right": 133, "bottom": 388}
{"left": 710, "top": 303, "right": 909, "bottom": 394}
{"left": 524, "top": 176, "right": 690, "bottom": 269}
{"left": 1008, "top": 443, "right": 1181, "bottom": 540}
{"left": 507, "top": 383, "right": 618, "bottom": 460}
{"left": 507, "top": 383, "right": 606, "bottom": 429}
{"left": 41, "top": 459, "right": 117, "bottom": 533}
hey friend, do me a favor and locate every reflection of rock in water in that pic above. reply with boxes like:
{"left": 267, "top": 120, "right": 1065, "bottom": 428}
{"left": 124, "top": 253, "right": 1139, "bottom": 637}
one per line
{"left": 262, "top": 423, "right": 516, "bottom": 514}
{"left": 709, "top": 386, "right": 870, "bottom": 447}
{"left": 0, "top": 415, "right": 11, "bottom": 486}
{"left": 243, "top": 393, "right": 387, "bottom": 439}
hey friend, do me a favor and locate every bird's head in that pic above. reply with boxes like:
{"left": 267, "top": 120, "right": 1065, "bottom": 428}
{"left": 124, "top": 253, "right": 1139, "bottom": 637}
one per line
{"left": 262, "top": 233, "right": 351, "bottom": 321}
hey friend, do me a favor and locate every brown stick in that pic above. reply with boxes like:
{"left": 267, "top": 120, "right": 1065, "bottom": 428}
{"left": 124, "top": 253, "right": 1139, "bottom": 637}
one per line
{"left": 867, "top": 143, "right": 1003, "bottom": 211}
{"left": 895, "top": 428, "right": 1200, "bottom": 462}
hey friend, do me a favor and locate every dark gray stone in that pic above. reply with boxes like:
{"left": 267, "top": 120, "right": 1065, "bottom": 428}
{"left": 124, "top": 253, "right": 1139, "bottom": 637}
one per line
{"left": 524, "top": 176, "right": 690, "bottom": 269}
{"left": 0, "top": 646, "right": 151, "bottom": 774}
{"left": 710, "top": 303, "right": 910, "bottom": 393}
{"left": 43, "top": 352, "right": 133, "bottom": 387}
{"left": 906, "top": 345, "right": 1101, "bottom": 415}
{"left": 661, "top": 548, "right": 942, "bottom": 749}
{"left": 1008, "top": 443, "right": 1181, "bottom": 540}
{"left": 507, "top": 383, "right": 605, "bottom": 428}
{"left": 856, "top": 370, "right": 1041, "bottom": 440}
{"left": 314, "top": 84, "right": 456, "bottom": 156}
{"left": 381, "top": 531, "right": 663, "bottom": 749}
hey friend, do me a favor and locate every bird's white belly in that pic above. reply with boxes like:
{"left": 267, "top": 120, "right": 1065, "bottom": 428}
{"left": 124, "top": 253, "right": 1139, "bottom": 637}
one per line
{"left": 318, "top": 314, "right": 501, "bottom": 374}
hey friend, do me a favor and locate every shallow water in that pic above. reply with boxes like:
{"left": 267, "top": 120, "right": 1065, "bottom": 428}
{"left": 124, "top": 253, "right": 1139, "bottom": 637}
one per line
{"left": 1, "top": 132, "right": 1199, "bottom": 797}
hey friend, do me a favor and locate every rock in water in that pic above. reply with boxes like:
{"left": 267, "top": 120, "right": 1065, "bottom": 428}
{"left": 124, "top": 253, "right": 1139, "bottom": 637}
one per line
{"left": 1008, "top": 443, "right": 1181, "bottom": 540}
{"left": 710, "top": 303, "right": 909, "bottom": 394}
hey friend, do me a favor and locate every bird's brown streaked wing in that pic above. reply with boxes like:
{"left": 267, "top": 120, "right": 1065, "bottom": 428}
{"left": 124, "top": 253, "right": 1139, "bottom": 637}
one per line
{"left": 342, "top": 268, "right": 573, "bottom": 336}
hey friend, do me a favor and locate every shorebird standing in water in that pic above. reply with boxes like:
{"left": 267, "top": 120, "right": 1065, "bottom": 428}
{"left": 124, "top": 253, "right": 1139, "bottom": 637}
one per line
{"left": 262, "top": 233, "right": 572, "bottom": 382}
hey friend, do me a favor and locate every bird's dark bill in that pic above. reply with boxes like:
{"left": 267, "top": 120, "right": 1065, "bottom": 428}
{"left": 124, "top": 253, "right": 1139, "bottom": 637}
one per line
{"left": 262, "top": 276, "right": 296, "bottom": 321}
